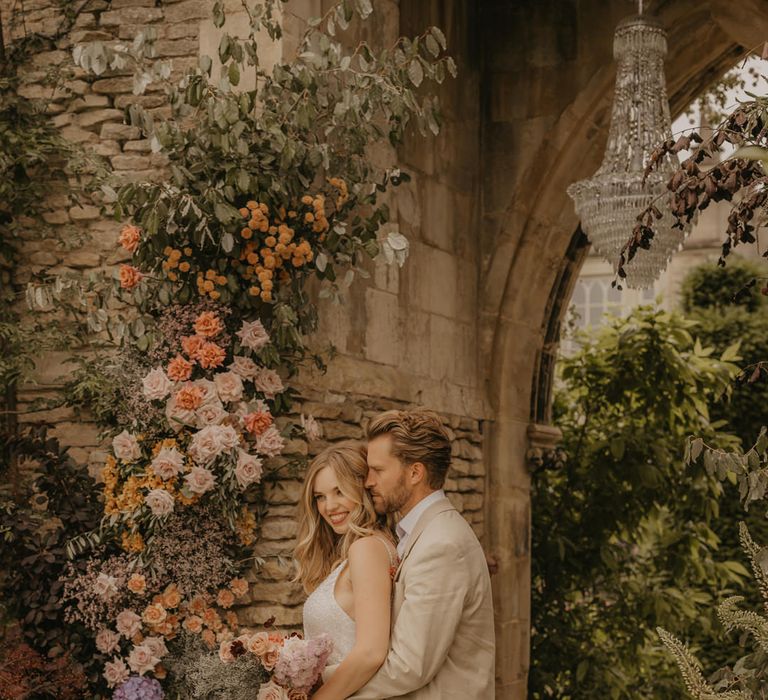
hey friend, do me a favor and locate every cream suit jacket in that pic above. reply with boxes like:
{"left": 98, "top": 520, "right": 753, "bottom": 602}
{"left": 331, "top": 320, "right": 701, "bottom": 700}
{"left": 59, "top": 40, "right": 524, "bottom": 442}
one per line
{"left": 333, "top": 497, "right": 496, "bottom": 699}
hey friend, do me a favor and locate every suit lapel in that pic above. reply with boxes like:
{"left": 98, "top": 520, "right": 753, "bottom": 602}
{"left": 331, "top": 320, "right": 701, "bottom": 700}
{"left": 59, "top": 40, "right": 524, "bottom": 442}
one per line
{"left": 394, "top": 497, "right": 455, "bottom": 579}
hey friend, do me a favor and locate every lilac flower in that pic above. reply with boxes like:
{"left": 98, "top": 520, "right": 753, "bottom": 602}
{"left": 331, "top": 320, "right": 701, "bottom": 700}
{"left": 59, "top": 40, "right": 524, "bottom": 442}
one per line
{"left": 113, "top": 674, "right": 164, "bottom": 700}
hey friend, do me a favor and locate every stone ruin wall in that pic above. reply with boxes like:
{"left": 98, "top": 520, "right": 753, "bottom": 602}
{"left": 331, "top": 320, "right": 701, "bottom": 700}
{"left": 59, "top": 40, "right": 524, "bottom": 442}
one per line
{"left": 7, "top": 0, "right": 489, "bottom": 628}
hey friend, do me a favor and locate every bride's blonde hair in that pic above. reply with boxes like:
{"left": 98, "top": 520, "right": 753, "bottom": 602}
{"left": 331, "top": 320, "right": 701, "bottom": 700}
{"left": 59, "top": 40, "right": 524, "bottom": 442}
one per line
{"left": 294, "top": 441, "right": 381, "bottom": 592}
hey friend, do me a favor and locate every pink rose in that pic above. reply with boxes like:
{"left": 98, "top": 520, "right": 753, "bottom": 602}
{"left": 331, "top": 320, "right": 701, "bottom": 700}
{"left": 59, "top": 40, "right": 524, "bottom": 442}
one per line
{"left": 145, "top": 489, "right": 174, "bottom": 517}
{"left": 300, "top": 414, "right": 322, "bottom": 442}
{"left": 141, "top": 368, "right": 172, "bottom": 401}
{"left": 188, "top": 424, "right": 238, "bottom": 464}
{"left": 143, "top": 636, "right": 168, "bottom": 659}
{"left": 127, "top": 643, "right": 160, "bottom": 675}
{"left": 235, "top": 449, "right": 263, "bottom": 489}
{"left": 195, "top": 401, "right": 229, "bottom": 428}
{"left": 112, "top": 430, "right": 141, "bottom": 462}
{"left": 93, "top": 573, "right": 118, "bottom": 600}
{"left": 257, "top": 680, "right": 289, "bottom": 700}
{"left": 255, "top": 425, "right": 285, "bottom": 458}
{"left": 116, "top": 609, "right": 142, "bottom": 638}
{"left": 214, "top": 371, "right": 244, "bottom": 403}
{"left": 184, "top": 466, "right": 216, "bottom": 495}
{"left": 95, "top": 628, "right": 120, "bottom": 654}
{"left": 194, "top": 378, "right": 219, "bottom": 405}
{"left": 165, "top": 394, "right": 197, "bottom": 431}
{"left": 103, "top": 657, "right": 129, "bottom": 688}
{"left": 150, "top": 446, "right": 185, "bottom": 480}
{"left": 252, "top": 367, "right": 284, "bottom": 399}
{"left": 228, "top": 355, "right": 259, "bottom": 380}
{"left": 236, "top": 319, "right": 270, "bottom": 351}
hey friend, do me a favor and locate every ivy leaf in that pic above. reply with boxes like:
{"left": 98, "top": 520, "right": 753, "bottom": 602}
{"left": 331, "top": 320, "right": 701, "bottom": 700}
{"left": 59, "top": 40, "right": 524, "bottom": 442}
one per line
{"left": 408, "top": 59, "right": 424, "bottom": 87}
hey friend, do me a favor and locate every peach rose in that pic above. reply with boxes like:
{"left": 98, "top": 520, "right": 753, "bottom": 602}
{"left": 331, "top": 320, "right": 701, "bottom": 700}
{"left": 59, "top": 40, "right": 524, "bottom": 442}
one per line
{"left": 246, "top": 631, "right": 270, "bottom": 656}
{"left": 235, "top": 449, "right": 263, "bottom": 490}
{"left": 184, "top": 466, "right": 216, "bottom": 495}
{"left": 116, "top": 609, "right": 142, "bottom": 638}
{"left": 142, "top": 636, "right": 168, "bottom": 659}
{"left": 257, "top": 681, "right": 289, "bottom": 700}
{"left": 216, "top": 589, "right": 235, "bottom": 609}
{"left": 202, "top": 628, "right": 216, "bottom": 648}
{"left": 142, "top": 368, "right": 172, "bottom": 401}
{"left": 145, "top": 489, "right": 174, "bottom": 517}
{"left": 255, "top": 425, "right": 285, "bottom": 458}
{"left": 175, "top": 384, "right": 205, "bottom": 411}
{"left": 188, "top": 596, "right": 206, "bottom": 615}
{"left": 194, "top": 311, "right": 223, "bottom": 338}
{"left": 181, "top": 334, "right": 206, "bottom": 360}
{"left": 261, "top": 646, "right": 281, "bottom": 671}
{"left": 230, "top": 577, "right": 249, "bottom": 598}
{"left": 119, "top": 224, "right": 141, "bottom": 253}
{"left": 94, "top": 572, "right": 118, "bottom": 600}
{"left": 119, "top": 264, "right": 143, "bottom": 289}
{"left": 127, "top": 573, "right": 146, "bottom": 595}
{"left": 236, "top": 319, "right": 270, "bottom": 351}
{"left": 198, "top": 341, "right": 226, "bottom": 369}
{"left": 103, "top": 657, "right": 129, "bottom": 688}
{"left": 243, "top": 410, "right": 272, "bottom": 436}
{"left": 195, "top": 401, "right": 228, "bottom": 427}
{"left": 112, "top": 430, "right": 141, "bottom": 462}
{"left": 150, "top": 446, "right": 184, "bottom": 480}
{"left": 167, "top": 354, "right": 193, "bottom": 382}
{"left": 162, "top": 584, "right": 181, "bottom": 609}
{"left": 165, "top": 395, "right": 196, "bottom": 431}
{"left": 183, "top": 615, "right": 203, "bottom": 634}
{"left": 127, "top": 643, "right": 160, "bottom": 675}
{"left": 142, "top": 603, "right": 167, "bottom": 627}
{"left": 214, "top": 371, "right": 244, "bottom": 403}
{"left": 154, "top": 664, "right": 167, "bottom": 679}
{"left": 202, "top": 608, "right": 222, "bottom": 630}
{"left": 228, "top": 355, "right": 259, "bottom": 380}
{"left": 218, "top": 639, "right": 235, "bottom": 663}
{"left": 300, "top": 413, "right": 322, "bottom": 442}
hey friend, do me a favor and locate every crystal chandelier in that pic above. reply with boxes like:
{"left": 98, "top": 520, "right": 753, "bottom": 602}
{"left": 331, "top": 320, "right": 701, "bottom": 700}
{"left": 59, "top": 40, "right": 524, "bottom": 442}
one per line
{"left": 567, "top": 11, "right": 691, "bottom": 289}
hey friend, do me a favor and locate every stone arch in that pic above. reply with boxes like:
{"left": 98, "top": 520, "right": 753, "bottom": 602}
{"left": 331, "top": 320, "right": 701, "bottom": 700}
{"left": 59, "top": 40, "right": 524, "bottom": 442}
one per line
{"left": 475, "top": 1, "right": 768, "bottom": 696}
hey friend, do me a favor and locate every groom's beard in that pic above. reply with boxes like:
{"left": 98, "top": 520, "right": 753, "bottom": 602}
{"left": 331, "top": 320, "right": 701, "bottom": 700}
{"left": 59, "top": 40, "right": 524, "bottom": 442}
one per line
{"left": 372, "top": 472, "right": 410, "bottom": 515}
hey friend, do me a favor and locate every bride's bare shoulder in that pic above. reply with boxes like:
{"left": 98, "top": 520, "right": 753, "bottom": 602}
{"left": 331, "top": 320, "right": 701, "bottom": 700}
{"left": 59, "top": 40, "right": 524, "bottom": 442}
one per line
{"left": 348, "top": 533, "right": 395, "bottom": 562}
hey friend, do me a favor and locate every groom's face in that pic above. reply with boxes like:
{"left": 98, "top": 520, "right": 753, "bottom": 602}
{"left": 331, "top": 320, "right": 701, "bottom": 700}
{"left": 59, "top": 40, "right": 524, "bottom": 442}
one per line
{"left": 366, "top": 434, "right": 411, "bottom": 515}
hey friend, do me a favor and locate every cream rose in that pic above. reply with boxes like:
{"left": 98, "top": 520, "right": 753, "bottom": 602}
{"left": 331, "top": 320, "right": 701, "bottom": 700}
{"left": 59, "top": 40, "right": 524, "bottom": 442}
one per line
{"left": 145, "top": 489, "right": 174, "bottom": 517}
{"left": 228, "top": 355, "right": 259, "bottom": 380}
{"left": 195, "top": 401, "right": 229, "bottom": 428}
{"left": 194, "top": 378, "right": 219, "bottom": 405}
{"left": 255, "top": 425, "right": 285, "bottom": 458}
{"left": 165, "top": 395, "right": 197, "bottom": 431}
{"left": 112, "top": 430, "right": 141, "bottom": 462}
{"left": 127, "top": 643, "right": 160, "bottom": 675}
{"left": 150, "top": 446, "right": 185, "bottom": 480}
{"left": 300, "top": 413, "right": 322, "bottom": 442}
{"left": 236, "top": 319, "right": 270, "bottom": 351}
{"left": 103, "top": 658, "right": 129, "bottom": 688}
{"left": 252, "top": 367, "right": 284, "bottom": 399}
{"left": 188, "top": 425, "right": 234, "bottom": 464}
{"left": 214, "top": 371, "right": 244, "bottom": 403}
{"left": 143, "top": 636, "right": 168, "bottom": 659}
{"left": 235, "top": 449, "right": 263, "bottom": 489}
{"left": 116, "top": 609, "right": 142, "bottom": 638}
{"left": 246, "top": 631, "right": 270, "bottom": 656}
{"left": 95, "top": 628, "right": 121, "bottom": 654}
{"left": 141, "top": 367, "right": 172, "bottom": 401}
{"left": 184, "top": 466, "right": 216, "bottom": 495}
{"left": 94, "top": 573, "right": 118, "bottom": 600}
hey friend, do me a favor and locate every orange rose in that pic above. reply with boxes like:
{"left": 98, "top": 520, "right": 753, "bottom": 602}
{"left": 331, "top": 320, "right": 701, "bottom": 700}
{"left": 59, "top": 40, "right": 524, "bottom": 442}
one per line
{"left": 225, "top": 610, "right": 239, "bottom": 628}
{"left": 261, "top": 645, "right": 280, "bottom": 671}
{"left": 230, "top": 578, "right": 249, "bottom": 598}
{"left": 181, "top": 335, "right": 206, "bottom": 360}
{"left": 194, "top": 311, "right": 223, "bottom": 338}
{"left": 243, "top": 411, "right": 272, "bottom": 436}
{"left": 119, "top": 264, "right": 143, "bottom": 289}
{"left": 216, "top": 589, "right": 235, "bottom": 609}
{"left": 175, "top": 385, "right": 204, "bottom": 410}
{"left": 188, "top": 595, "right": 207, "bottom": 615}
{"left": 154, "top": 664, "right": 167, "bottom": 680}
{"left": 198, "top": 342, "right": 226, "bottom": 369}
{"left": 142, "top": 603, "right": 167, "bottom": 627}
{"left": 167, "top": 355, "right": 193, "bottom": 382}
{"left": 127, "top": 573, "right": 146, "bottom": 595}
{"left": 162, "top": 584, "right": 182, "bottom": 609}
{"left": 183, "top": 615, "right": 203, "bottom": 634}
{"left": 202, "top": 628, "right": 216, "bottom": 648}
{"left": 202, "top": 608, "right": 222, "bottom": 630}
{"left": 119, "top": 224, "right": 141, "bottom": 253}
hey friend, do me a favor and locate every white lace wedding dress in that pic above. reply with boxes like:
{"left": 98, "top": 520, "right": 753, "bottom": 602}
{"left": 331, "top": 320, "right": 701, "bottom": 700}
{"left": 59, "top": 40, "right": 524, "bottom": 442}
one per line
{"left": 303, "top": 537, "right": 398, "bottom": 665}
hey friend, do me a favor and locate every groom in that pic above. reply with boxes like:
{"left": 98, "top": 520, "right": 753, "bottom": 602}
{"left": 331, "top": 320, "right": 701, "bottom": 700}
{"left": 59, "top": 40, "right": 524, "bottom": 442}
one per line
{"left": 327, "top": 408, "right": 495, "bottom": 699}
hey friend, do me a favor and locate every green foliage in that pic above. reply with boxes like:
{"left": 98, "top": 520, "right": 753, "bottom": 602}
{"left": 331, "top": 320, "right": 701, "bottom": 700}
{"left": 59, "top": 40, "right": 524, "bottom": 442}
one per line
{"left": 531, "top": 306, "right": 744, "bottom": 699}
{"left": 0, "top": 427, "right": 103, "bottom": 687}
{"left": 680, "top": 258, "right": 766, "bottom": 315}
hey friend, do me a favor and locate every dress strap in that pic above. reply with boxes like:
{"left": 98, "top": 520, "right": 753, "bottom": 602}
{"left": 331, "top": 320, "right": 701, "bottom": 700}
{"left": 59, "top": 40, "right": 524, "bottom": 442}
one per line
{"left": 370, "top": 534, "right": 399, "bottom": 573}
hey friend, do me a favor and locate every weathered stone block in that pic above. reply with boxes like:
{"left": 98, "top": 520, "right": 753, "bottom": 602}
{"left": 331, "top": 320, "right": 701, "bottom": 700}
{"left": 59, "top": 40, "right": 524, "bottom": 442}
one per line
{"left": 100, "top": 123, "right": 141, "bottom": 140}
{"left": 67, "top": 250, "right": 102, "bottom": 268}
{"left": 92, "top": 77, "right": 135, "bottom": 95}
{"left": 261, "top": 517, "right": 298, "bottom": 541}
{"left": 42, "top": 210, "right": 70, "bottom": 225}
{"left": 99, "top": 7, "right": 163, "bottom": 25}
{"left": 69, "top": 205, "right": 101, "bottom": 221}
{"left": 71, "top": 94, "right": 111, "bottom": 112}
{"left": 110, "top": 154, "right": 151, "bottom": 170}
{"left": 320, "top": 421, "right": 364, "bottom": 440}
{"left": 76, "top": 109, "right": 125, "bottom": 127}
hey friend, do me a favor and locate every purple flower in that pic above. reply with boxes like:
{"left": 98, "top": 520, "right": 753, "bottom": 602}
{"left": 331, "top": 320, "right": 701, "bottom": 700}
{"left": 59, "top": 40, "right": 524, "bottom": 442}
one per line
{"left": 113, "top": 675, "right": 164, "bottom": 700}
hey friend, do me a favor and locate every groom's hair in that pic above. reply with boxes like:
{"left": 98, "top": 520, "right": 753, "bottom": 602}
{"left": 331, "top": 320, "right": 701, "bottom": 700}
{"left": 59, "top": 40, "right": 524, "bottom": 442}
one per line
{"left": 367, "top": 408, "right": 452, "bottom": 489}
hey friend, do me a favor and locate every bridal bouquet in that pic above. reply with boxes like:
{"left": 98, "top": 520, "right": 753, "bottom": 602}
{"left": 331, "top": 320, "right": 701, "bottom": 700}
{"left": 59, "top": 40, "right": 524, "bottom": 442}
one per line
{"left": 219, "top": 631, "right": 333, "bottom": 699}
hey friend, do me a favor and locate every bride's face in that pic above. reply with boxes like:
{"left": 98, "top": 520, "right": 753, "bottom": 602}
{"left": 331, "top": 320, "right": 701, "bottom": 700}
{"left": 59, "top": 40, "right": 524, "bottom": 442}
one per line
{"left": 313, "top": 466, "right": 357, "bottom": 535}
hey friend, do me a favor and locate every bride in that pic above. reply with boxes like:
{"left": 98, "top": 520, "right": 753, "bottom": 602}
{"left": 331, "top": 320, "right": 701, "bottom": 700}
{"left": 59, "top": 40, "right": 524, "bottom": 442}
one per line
{"left": 294, "top": 441, "right": 398, "bottom": 700}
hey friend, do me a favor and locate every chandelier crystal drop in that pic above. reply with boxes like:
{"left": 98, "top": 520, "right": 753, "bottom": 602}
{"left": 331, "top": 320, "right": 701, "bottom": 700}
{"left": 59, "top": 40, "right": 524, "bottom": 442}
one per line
{"left": 567, "top": 14, "right": 692, "bottom": 289}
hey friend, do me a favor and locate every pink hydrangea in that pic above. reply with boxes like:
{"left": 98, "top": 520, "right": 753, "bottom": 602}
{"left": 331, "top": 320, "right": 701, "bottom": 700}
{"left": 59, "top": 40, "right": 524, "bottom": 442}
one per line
{"left": 272, "top": 634, "right": 334, "bottom": 694}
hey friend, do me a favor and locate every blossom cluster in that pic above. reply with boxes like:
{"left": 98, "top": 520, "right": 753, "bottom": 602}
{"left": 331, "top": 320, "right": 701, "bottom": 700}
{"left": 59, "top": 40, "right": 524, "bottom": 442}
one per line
{"left": 219, "top": 631, "right": 333, "bottom": 700}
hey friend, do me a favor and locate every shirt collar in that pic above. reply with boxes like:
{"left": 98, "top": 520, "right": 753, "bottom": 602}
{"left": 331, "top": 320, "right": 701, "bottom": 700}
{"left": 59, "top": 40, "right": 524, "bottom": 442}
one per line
{"left": 395, "top": 489, "right": 446, "bottom": 543}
